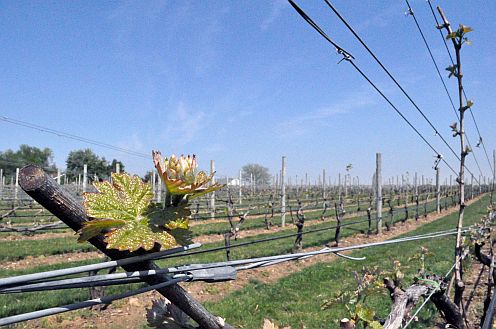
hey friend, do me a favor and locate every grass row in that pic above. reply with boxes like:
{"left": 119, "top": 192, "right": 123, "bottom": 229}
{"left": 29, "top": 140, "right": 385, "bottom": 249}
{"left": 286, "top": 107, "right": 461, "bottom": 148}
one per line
{"left": 203, "top": 195, "right": 489, "bottom": 329}
{"left": 0, "top": 195, "right": 456, "bottom": 262}
{"left": 0, "top": 195, "right": 471, "bottom": 318}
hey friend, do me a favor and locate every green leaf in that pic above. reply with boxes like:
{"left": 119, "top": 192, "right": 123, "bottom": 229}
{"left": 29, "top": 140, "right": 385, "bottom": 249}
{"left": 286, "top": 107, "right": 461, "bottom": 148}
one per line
{"left": 370, "top": 321, "right": 383, "bottom": 329}
{"left": 355, "top": 303, "right": 375, "bottom": 323}
{"left": 84, "top": 173, "right": 153, "bottom": 221}
{"left": 77, "top": 218, "right": 125, "bottom": 242}
{"left": 460, "top": 24, "right": 473, "bottom": 34}
{"left": 446, "top": 32, "right": 457, "bottom": 39}
{"left": 168, "top": 227, "right": 193, "bottom": 246}
{"left": 146, "top": 203, "right": 191, "bottom": 227}
{"left": 105, "top": 219, "right": 177, "bottom": 251}
{"left": 80, "top": 172, "right": 192, "bottom": 252}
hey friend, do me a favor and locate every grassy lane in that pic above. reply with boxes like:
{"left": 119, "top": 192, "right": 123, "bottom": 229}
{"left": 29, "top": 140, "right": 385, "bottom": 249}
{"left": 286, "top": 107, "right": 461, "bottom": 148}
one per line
{"left": 0, "top": 195, "right": 475, "bottom": 319}
{"left": 0, "top": 196, "right": 451, "bottom": 262}
{"left": 205, "top": 195, "right": 489, "bottom": 329}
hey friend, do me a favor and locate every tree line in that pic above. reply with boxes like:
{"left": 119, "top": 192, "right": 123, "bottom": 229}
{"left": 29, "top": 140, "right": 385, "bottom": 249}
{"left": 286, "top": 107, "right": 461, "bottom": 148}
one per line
{"left": 0, "top": 145, "right": 124, "bottom": 182}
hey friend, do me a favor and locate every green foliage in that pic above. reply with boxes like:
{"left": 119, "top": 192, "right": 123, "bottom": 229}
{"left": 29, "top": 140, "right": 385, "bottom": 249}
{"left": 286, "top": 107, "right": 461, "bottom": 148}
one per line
{"left": 0, "top": 144, "right": 56, "bottom": 178}
{"left": 241, "top": 163, "right": 272, "bottom": 186}
{"left": 321, "top": 267, "right": 385, "bottom": 328}
{"left": 66, "top": 149, "right": 125, "bottom": 182}
{"left": 445, "top": 24, "right": 473, "bottom": 47}
{"left": 79, "top": 172, "right": 192, "bottom": 252}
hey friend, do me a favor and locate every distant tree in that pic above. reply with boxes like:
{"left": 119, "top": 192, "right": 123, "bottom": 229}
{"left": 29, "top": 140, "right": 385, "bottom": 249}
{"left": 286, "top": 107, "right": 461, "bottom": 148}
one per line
{"left": 241, "top": 163, "right": 271, "bottom": 186}
{"left": 143, "top": 170, "right": 153, "bottom": 183}
{"left": 0, "top": 144, "right": 56, "bottom": 180}
{"left": 108, "top": 159, "right": 125, "bottom": 174}
{"left": 66, "top": 149, "right": 110, "bottom": 182}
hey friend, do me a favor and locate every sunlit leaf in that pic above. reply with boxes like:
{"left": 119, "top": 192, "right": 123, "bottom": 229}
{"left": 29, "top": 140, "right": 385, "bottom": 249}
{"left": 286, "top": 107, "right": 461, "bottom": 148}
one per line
{"left": 147, "top": 203, "right": 191, "bottom": 227}
{"left": 165, "top": 219, "right": 190, "bottom": 230}
{"left": 105, "top": 219, "right": 177, "bottom": 251}
{"left": 77, "top": 218, "right": 125, "bottom": 242}
{"left": 370, "top": 321, "right": 383, "bottom": 329}
{"left": 460, "top": 24, "right": 473, "bottom": 34}
{"left": 446, "top": 32, "right": 457, "bottom": 39}
{"left": 80, "top": 172, "right": 191, "bottom": 252}
{"left": 84, "top": 173, "right": 153, "bottom": 221}
{"left": 355, "top": 303, "right": 375, "bottom": 323}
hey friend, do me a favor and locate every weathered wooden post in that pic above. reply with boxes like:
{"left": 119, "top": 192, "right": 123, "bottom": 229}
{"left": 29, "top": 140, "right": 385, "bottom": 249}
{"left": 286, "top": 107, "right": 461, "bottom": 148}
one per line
{"left": 57, "top": 168, "right": 61, "bottom": 185}
{"left": 18, "top": 165, "right": 232, "bottom": 329}
{"left": 15, "top": 168, "right": 19, "bottom": 203}
{"left": 156, "top": 175, "right": 162, "bottom": 204}
{"left": 470, "top": 173, "right": 474, "bottom": 200}
{"left": 492, "top": 150, "right": 496, "bottom": 205}
{"left": 281, "top": 156, "right": 286, "bottom": 227}
{"left": 116, "top": 162, "right": 121, "bottom": 174}
{"left": 239, "top": 169, "right": 242, "bottom": 204}
{"left": 151, "top": 170, "right": 156, "bottom": 200}
{"left": 210, "top": 160, "right": 215, "bottom": 219}
{"left": 436, "top": 166, "right": 441, "bottom": 213}
{"left": 322, "top": 169, "right": 326, "bottom": 198}
{"left": 376, "top": 153, "right": 382, "bottom": 234}
{"left": 82, "top": 164, "right": 88, "bottom": 193}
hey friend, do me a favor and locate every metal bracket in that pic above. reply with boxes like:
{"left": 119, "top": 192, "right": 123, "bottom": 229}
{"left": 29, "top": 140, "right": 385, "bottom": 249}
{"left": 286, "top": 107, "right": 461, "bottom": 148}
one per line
{"left": 187, "top": 266, "right": 237, "bottom": 283}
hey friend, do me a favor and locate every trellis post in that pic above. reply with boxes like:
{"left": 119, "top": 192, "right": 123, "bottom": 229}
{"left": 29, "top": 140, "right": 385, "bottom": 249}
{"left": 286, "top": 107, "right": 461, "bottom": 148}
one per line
{"left": 82, "top": 164, "right": 87, "bottom": 193}
{"left": 281, "top": 156, "right": 286, "bottom": 227}
{"left": 436, "top": 166, "right": 441, "bottom": 213}
{"left": 210, "top": 160, "right": 215, "bottom": 219}
{"left": 375, "top": 153, "right": 382, "bottom": 234}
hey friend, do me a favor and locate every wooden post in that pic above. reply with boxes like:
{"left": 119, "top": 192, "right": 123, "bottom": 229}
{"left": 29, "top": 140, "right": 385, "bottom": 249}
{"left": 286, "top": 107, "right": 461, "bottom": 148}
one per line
{"left": 152, "top": 170, "right": 156, "bottom": 201}
{"left": 57, "top": 168, "right": 61, "bottom": 185}
{"left": 15, "top": 168, "right": 19, "bottom": 203}
{"left": 210, "top": 160, "right": 215, "bottom": 219}
{"left": 322, "top": 169, "right": 326, "bottom": 198}
{"left": 156, "top": 175, "right": 162, "bottom": 204}
{"left": 116, "top": 162, "right": 121, "bottom": 174}
{"left": 470, "top": 173, "right": 474, "bottom": 199}
{"left": 492, "top": 150, "right": 495, "bottom": 205}
{"left": 82, "top": 164, "right": 87, "bottom": 193}
{"left": 376, "top": 153, "right": 382, "bottom": 234}
{"left": 239, "top": 169, "right": 242, "bottom": 204}
{"left": 436, "top": 167, "right": 441, "bottom": 213}
{"left": 281, "top": 156, "right": 286, "bottom": 227}
{"left": 18, "top": 166, "right": 231, "bottom": 329}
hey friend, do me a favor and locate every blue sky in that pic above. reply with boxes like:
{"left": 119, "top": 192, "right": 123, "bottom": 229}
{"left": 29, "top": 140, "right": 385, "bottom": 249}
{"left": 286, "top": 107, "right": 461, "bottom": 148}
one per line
{"left": 1, "top": 0, "right": 495, "bottom": 184}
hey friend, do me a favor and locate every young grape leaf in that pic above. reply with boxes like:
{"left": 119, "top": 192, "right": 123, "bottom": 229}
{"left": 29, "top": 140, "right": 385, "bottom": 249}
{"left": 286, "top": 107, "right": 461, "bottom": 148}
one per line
{"left": 153, "top": 151, "right": 224, "bottom": 199}
{"left": 77, "top": 218, "right": 125, "bottom": 243}
{"left": 79, "top": 173, "right": 190, "bottom": 252}
{"left": 105, "top": 219, "right": 177, "bottom": 251}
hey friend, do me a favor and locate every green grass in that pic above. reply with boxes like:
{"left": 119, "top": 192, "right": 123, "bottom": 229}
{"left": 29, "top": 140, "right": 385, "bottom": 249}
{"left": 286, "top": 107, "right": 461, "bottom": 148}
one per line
{"left": 0, "top": 237, "right": 95, "bottom": 261}
{"left": 0, "top": 195, "right": 475, "bottom": 322}
{"left": 204, "top": 195, "right": 489, "bottom": 329}
{"left": 0, "top": 195, "right": 452, "bottom": 262}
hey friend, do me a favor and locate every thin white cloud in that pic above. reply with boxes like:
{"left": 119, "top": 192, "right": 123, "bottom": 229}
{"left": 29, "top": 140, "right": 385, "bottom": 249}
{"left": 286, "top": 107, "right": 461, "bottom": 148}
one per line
{"left": 164, "top": 102, "right": 206, "bottom": 143}
{"left": 260, "top": 0, "right": 286, "bottom": 31}
{"left": 276, "top": 90, "right": 375, "bottom": 137}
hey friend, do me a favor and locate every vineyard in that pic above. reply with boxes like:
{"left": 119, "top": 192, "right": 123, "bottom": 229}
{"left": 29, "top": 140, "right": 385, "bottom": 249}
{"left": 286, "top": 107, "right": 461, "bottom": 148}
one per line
{"left": 1, "top": 0, "right": 496, "bottom": 328}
